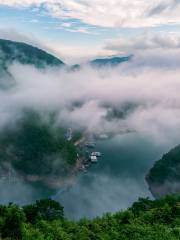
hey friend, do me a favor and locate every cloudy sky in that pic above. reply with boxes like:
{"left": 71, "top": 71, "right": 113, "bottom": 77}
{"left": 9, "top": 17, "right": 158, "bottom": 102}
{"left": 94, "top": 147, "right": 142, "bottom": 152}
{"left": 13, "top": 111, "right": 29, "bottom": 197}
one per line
{"left": 1, "top": 0, "right": 180, "bottom": 62}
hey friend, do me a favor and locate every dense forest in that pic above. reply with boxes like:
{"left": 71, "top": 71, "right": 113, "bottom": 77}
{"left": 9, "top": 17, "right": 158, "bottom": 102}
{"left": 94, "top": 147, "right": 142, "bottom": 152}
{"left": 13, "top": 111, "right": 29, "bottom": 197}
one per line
{"left": 0, "top": 110, "right": 79, "bottom": 192}
{"left": 0, "top": 194, "right": 179, "bottom": 239}
{"left": 146, "top": 145, "right": 180, "bottom": 198}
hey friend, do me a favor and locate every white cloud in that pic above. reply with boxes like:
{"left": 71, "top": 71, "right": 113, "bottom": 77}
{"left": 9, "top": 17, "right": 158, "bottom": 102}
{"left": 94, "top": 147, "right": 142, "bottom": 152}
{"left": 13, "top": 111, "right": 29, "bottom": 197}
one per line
{"left": 0, "top": 29, "right": 38, "bottom": 44}
{"left": 2, "top": 41, "right": 180, "bottom": 209}
{"left": 57, "top": 174, "right": 149, "bottom": 219}
{"left": 60, "top": 22, "right": 72, "bottom": 28}
{"left": 105, "top": 32, "right": 180, "bottom": 54}
{"left": 0, "top": 28, "right": 106, "bottom": 64}
{"left": 1, "top": 0, "right": 180, "bottom": 28}
{"left": 63, "top": 26, "right": 91, "bottom": 34}
{"left": 2, "top": 29, "right": 180, "bottom": 143}
{"left": 1, "top": 47, "right": 180, "bottom": 145}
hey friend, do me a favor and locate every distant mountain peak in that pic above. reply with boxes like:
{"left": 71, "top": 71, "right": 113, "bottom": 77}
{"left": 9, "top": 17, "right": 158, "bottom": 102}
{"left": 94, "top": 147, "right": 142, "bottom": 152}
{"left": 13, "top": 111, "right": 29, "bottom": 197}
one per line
{"left": 90, "top": 55, "right": 132, "bottom": 67}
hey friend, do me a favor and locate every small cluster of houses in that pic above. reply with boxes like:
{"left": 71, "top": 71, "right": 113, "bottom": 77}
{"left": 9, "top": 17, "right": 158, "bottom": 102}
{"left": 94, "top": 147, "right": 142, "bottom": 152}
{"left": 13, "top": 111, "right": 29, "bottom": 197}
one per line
{"left": 85, "top": 142, "right": 102, "bottom": 163}
{"left": 66, "top": 128, "right": 102, "bottom": 168}
{"left": 90, "top": 151, "right": 101, "bottom": 163}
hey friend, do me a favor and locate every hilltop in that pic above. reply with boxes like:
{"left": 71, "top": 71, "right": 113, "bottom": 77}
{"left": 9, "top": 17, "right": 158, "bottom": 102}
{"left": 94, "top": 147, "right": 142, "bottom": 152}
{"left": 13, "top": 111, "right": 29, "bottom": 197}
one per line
{"left": 146, "top": 145, "right": 180, "bottom": 198}
{"left": 0, "top": 38, "right": 64, "bottom": 71}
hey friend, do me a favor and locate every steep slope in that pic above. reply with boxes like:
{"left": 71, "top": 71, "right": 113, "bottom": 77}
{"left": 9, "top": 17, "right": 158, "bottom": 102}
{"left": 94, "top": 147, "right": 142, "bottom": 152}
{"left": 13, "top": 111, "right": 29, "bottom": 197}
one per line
{"left": 146, "top": 145, "right": 180, "bottom": 198}
{"left": 0, "top": 40, "right": 83, "bottom": 195}
{"left": 0, "top": 110, "right": 79, "bottom": 193}
{"left": 0, "top": 39, "right": 64, "bottom": 70}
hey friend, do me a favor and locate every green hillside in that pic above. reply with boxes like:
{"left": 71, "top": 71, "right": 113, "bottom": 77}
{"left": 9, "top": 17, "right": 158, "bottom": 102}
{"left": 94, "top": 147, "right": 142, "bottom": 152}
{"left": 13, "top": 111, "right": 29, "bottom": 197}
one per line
{"left": 146, "top": 145, "right": 180, "bottom": 198}
{"left": 0, "top": 110, "right": 78, "bottom": 192}
{"left": 0, "top": 194, "right": 179, "bottom": 239}
{"left": 0, "top": 39, "right": 64, "bottom": 69}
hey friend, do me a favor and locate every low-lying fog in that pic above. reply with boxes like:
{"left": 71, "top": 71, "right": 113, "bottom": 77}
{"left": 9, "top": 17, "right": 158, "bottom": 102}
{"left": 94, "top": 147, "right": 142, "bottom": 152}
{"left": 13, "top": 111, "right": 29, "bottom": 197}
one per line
{"left": 55, "top": 133, "right": 173, "bottom": 219}
{"left": 1, "top": 49, "right": 180, "bottom": 218}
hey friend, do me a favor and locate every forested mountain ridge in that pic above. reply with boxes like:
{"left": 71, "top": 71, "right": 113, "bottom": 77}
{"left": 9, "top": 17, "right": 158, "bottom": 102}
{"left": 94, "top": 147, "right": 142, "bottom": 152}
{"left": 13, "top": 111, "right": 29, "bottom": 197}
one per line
{"left": 0, "top": 39, "right": 64, "bottom": 70}
{"left": 0, "top": 110, "right": 80, "bottom": 194}
{"left": 90, "top": 55, "right": 132, "bottom": 67}
{"left": 0, "top": 39, "right": 132, "bottom": 71}
{"left": 146, "top": 145, "right": 180, "bottom": 198}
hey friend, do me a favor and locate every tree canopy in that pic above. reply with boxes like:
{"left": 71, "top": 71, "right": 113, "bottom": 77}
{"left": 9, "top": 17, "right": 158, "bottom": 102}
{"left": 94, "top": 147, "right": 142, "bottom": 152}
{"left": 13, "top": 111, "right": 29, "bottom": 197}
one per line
{"left": 0, "top": 194, "right": 179, "bottom": 239}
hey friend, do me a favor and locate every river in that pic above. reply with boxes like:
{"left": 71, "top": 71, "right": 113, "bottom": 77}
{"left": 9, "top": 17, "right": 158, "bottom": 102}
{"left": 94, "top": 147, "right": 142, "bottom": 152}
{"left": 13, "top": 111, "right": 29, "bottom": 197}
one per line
{"left": 0, "top": 132, "right": 177, "bottom": 219}
{"left": 55, "top": 132, "right": 175, "bottom": 219}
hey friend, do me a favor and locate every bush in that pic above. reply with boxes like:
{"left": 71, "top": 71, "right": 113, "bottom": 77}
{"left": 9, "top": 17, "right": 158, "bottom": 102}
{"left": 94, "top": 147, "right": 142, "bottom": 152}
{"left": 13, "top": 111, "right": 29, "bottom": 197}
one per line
{"left": 23, "top": 199, "right": 64, "bottom": 223}
{"left": 1, "top": 204, "right": 26, "bottom": 239}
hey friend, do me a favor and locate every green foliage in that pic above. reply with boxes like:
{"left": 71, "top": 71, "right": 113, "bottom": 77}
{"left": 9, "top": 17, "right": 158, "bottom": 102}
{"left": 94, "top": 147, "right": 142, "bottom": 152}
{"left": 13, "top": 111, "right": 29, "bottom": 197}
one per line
{"left": 146, "top": 145, "right": 180, "bottom": 198}
{"left": 0, "top": 110, "right": 77, "bottom": 179}
{"left": 0, "top": 204, "right": 26, "bottom": 239}
{"left": 0, "top": 194, "right": 179, "bottom": 240}
{"left": 23, "top": 199, "right": 64, "bottom": 223}
{"left": 147, "top": 145, "right": 180, "bottom": 185}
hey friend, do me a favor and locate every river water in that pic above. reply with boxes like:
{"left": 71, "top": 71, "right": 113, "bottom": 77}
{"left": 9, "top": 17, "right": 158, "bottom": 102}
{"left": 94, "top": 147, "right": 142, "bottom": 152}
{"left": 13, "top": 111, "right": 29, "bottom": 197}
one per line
{"left": 55, "top": 132, "right": 174, "bottom": 219}
{"left": 0, "top": 132, "right": 177, "bottom": 219}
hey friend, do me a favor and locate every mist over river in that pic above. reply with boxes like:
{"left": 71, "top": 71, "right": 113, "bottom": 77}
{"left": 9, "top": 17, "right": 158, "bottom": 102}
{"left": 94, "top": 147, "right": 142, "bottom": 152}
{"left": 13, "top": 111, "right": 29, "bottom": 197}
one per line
{"left": 1, "top": 48, "right": 180, "bottom": 219}
{"left": 55, "top": 132, "right": 179, "bottom": 219}
{"left": 0, "top": 131, "right": 179, "bottom": 219}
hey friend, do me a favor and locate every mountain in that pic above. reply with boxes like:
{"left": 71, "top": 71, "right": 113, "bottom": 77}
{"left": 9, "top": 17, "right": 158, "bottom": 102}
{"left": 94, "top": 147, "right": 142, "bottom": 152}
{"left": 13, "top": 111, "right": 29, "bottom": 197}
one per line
{"left": 0, "top": 39, "right": 65, "bottom": 89}
{"left": 0, "top": 39, "right": 64, "bottom": 70}
{"left": 0, "top": 40, "right": 83, "bottom": 195}
{"left": 0, "top": 39, "right": 131, "bottom": 71}
{"left": 90, "top": 55, "right": 132, "bottom": 67}
{"left": 0, "top": 110, "right": 80, "bottom": 194}
{"left": 146, "top": 145, "right": 180, "bottom": 198}
{"left": 70, "top": 55, "right": 132, "bottom": 71}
